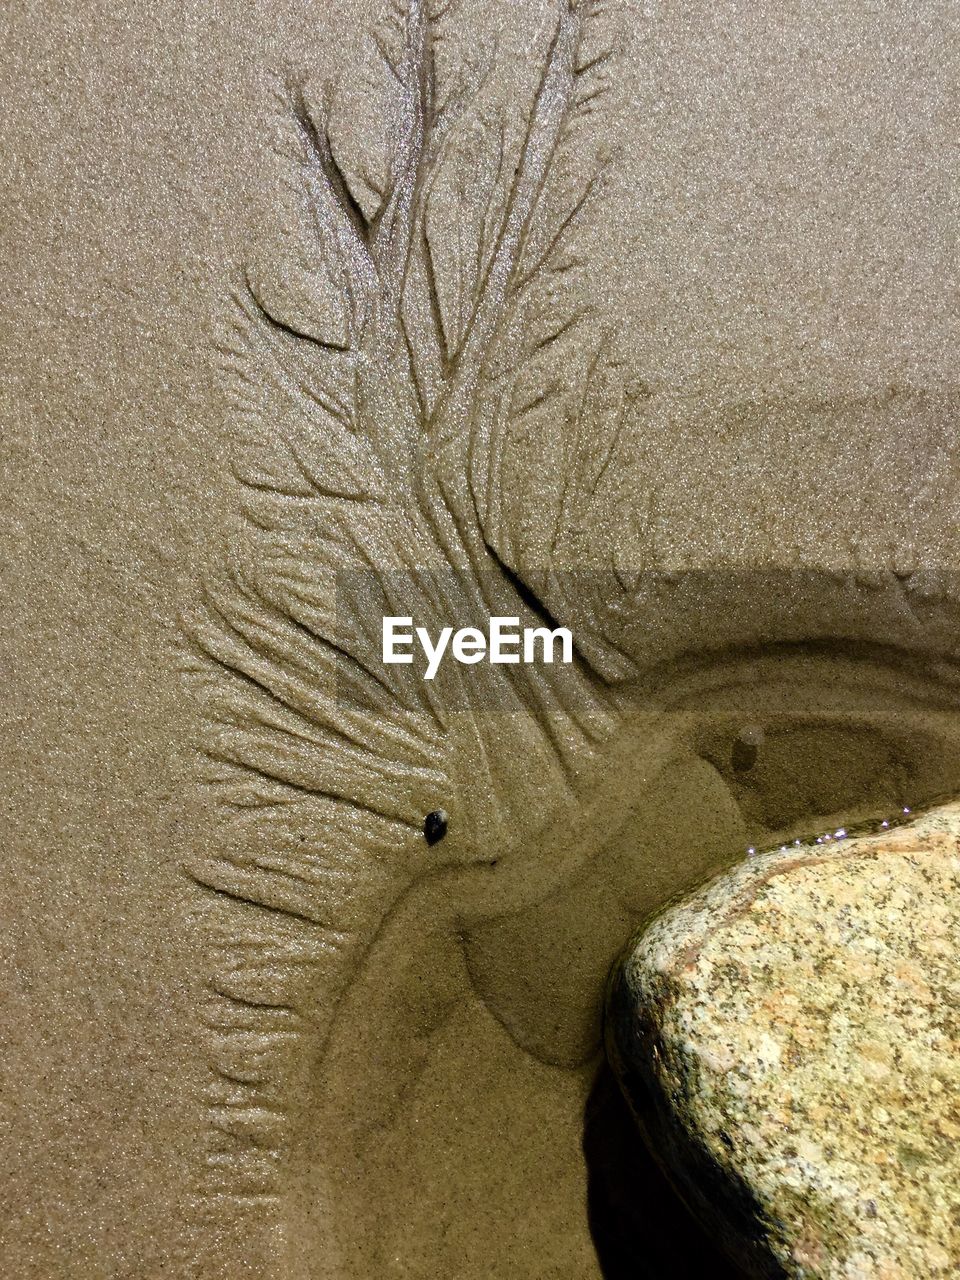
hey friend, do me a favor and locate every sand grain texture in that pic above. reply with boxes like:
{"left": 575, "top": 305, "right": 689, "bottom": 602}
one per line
{"left": 3, "top": 0, "right": 960, "bottom": 1276}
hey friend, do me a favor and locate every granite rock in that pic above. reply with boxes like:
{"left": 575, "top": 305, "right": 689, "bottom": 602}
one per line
{"left": 606, "top": 802, "right": 960, "bottom": 1280}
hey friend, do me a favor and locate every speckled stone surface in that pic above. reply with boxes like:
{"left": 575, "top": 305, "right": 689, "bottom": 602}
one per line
{"left": 606, "top": 802, "right": 960, "bottom": 1280}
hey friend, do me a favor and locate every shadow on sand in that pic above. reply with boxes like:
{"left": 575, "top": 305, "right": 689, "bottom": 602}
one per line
{"left": 583, "top": 1063, "right": 749, "bottom": 1280}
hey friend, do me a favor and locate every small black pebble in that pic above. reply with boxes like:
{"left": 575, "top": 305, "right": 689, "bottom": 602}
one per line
{"left": 424, "top": 809, "right": 448, "bottom": 845}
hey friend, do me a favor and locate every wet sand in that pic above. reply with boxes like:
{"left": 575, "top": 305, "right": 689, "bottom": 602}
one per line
{"left": 2, "top": 1, "right": 959, "bottom": 1276}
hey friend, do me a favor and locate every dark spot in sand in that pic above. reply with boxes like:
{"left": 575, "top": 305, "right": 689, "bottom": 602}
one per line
{"left": 424, "top": 809, "right": 448, "bottom": 845}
